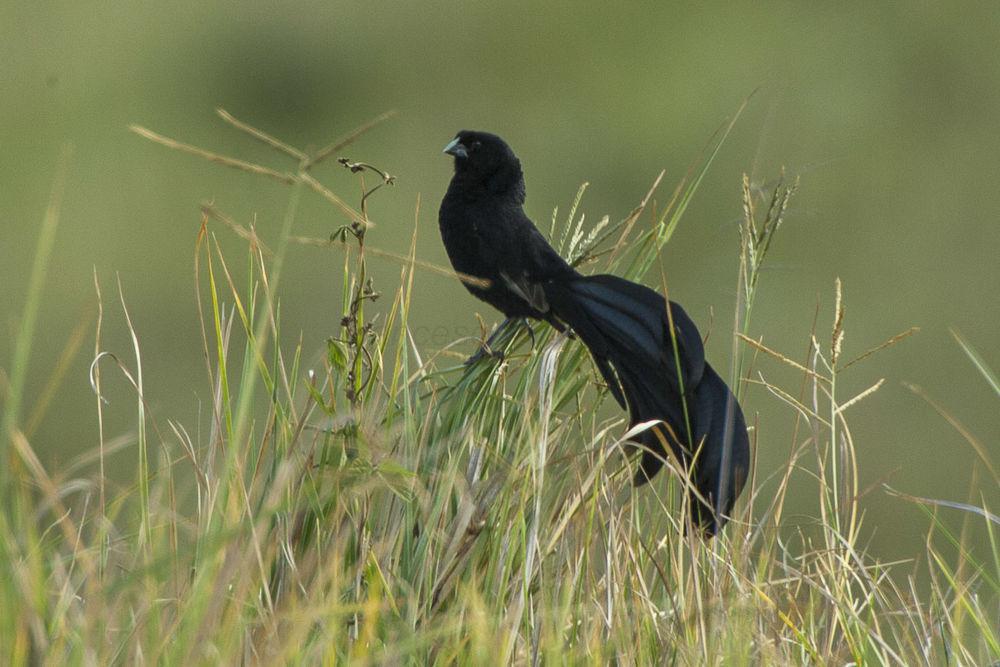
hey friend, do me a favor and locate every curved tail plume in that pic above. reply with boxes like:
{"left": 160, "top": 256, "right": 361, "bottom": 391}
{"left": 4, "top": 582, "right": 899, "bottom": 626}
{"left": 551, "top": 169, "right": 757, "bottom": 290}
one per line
{"left": 545, "top": 274, "right": 750, "bottom": 535}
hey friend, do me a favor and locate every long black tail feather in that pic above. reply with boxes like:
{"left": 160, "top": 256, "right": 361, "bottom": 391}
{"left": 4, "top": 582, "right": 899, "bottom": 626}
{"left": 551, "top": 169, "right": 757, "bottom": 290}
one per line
{"left": 544, "top": 274, "right": 750, "bottom": 535}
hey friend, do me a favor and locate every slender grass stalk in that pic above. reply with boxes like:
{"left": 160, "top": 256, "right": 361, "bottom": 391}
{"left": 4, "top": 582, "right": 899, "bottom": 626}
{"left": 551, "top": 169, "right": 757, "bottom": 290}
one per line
{"left": 2, "top": 148, "right": 70, "bottom": 490}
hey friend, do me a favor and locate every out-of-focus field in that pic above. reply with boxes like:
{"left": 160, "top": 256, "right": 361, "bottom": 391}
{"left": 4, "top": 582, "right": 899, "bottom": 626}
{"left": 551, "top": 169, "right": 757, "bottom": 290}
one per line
{"left": 3, "top": 1, "right": 998, "bottom": 566}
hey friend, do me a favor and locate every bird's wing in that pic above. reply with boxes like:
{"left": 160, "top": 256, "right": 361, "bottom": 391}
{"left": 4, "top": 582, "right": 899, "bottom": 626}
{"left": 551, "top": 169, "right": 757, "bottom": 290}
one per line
{"left": 483, "top": 208, "right": 575, "bottom": 315}
{"left": 498, "top": 271, "right": 550, "bottom": 313}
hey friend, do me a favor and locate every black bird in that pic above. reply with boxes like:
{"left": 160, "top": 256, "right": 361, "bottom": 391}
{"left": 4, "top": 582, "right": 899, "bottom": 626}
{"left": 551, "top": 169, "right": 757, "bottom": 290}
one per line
{"left": 439, "top": 130, "right": 750, "bottom": 535}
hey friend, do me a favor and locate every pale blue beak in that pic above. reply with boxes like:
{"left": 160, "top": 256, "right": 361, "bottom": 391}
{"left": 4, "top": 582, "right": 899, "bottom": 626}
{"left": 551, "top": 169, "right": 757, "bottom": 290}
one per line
{"left": 442, "top": 137, "right": 468, "bottom": 159}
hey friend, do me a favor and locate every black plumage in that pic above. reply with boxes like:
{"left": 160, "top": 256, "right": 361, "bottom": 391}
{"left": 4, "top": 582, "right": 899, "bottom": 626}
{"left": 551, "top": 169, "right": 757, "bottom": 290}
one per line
{"left": 438, "top": 130, "right": 750, "bottom": 535}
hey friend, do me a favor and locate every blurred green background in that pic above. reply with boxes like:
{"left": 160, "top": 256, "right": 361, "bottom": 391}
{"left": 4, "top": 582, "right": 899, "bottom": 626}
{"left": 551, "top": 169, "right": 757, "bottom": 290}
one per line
{"left": 3, "top": 2, "right": 997, "bottom": 564}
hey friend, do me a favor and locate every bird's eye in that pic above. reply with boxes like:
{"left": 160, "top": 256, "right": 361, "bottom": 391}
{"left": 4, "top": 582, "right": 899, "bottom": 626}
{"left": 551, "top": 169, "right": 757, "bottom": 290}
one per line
{"left": 471, "top": 140, "right": 482, "bottom": 150}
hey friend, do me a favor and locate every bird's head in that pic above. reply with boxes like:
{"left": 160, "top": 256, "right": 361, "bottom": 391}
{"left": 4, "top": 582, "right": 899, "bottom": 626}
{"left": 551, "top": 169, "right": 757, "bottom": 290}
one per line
{"left": 443, "top": 130, "right": 524, "bottom": 199}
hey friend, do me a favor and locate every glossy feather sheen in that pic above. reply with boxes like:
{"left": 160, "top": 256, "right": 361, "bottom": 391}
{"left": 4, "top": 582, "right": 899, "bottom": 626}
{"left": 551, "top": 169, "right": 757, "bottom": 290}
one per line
{"left": 438, "top": 130, "right": 750, "bottom": 535}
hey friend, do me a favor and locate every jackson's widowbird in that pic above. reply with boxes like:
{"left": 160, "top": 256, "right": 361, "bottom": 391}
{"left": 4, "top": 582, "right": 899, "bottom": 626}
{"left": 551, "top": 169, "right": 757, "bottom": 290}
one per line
{"left": 438, "top": 130, "right": 749, "bottom": 535}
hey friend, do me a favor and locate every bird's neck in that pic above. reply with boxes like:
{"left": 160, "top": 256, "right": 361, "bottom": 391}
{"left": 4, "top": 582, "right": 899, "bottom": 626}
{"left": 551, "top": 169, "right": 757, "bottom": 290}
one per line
{"left": 449, "top": 160, "right": 526, "bottom": 204}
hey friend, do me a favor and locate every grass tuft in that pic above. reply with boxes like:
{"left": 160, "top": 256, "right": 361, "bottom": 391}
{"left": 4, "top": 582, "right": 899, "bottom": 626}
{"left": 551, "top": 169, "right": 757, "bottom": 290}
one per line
{"left": 2, "top": 114, "right": 996, "bottom": 664}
